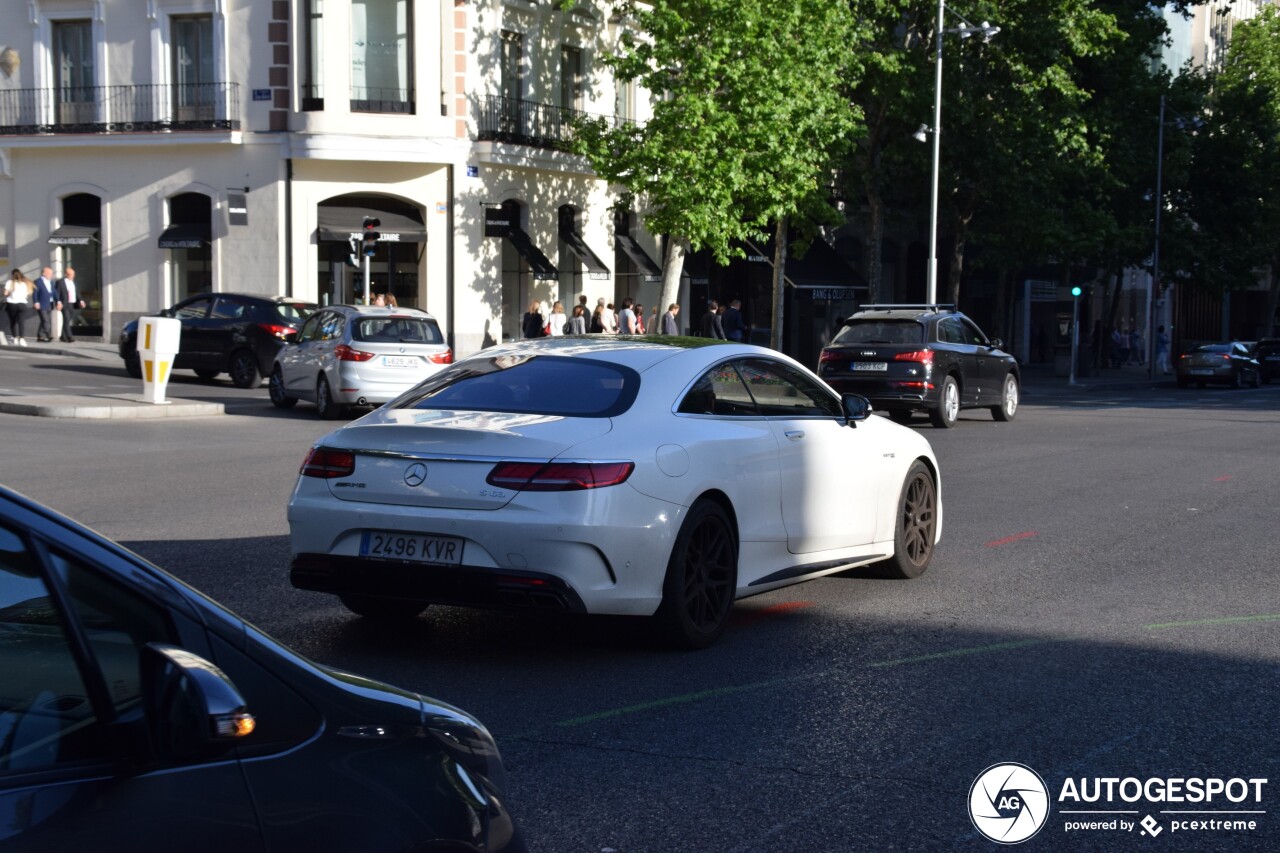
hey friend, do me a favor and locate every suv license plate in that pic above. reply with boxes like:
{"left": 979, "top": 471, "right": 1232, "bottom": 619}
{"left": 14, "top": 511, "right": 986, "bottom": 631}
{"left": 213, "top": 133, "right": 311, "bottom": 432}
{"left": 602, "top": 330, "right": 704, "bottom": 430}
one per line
{"left": 382, "top": 356, "right": 419, "bottom": 368}
{"left": 852, "top": 362, "right": 888, "bottom": 372}
{"left": 1189, "top": 368, "right": 1213, "bottom": 375}
{"left": 360, "top": 531, "right": 463, "bottom": 565}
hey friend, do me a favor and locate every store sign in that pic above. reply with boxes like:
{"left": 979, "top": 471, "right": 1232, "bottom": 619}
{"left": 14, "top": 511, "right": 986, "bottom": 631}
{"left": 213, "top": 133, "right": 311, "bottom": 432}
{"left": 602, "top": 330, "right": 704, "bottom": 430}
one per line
{"left": 227, "top": 192, "right": 248, "bottom": 226}
{"left": 484, "top": 207, "right": 511, "bottom": 237}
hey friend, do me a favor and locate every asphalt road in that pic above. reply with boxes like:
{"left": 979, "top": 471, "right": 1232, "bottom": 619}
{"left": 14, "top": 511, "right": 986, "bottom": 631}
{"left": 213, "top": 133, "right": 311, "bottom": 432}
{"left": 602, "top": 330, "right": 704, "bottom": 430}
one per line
{"left": 3, "top": 348, "right": 1278, "bottom": 851}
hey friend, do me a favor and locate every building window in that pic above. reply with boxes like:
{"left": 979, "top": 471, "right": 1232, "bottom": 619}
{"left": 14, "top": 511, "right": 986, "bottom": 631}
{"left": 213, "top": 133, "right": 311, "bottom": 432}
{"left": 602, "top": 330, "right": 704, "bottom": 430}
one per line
{"left": 351, "top": 0, "right": 413, "bottom": 113}
{"left": 54, "top": 20, "right": 95, "bottom": 126}
{"left": 615, "top": 77, "right": 635, "bottom": 124}
{"left": 303, "top": 0, "right": 324, "bottom": 110}
{"left": 500, "top": 30, "right": 523, "bottom": 102}
{"left": 560, "top": 46, "right": 582, "bottom": 112}
{"left": 172, "top": 16, "right": 214, "bottom": 124}
{"left": 165, "top": 193, "right": 213, "bottom": 302}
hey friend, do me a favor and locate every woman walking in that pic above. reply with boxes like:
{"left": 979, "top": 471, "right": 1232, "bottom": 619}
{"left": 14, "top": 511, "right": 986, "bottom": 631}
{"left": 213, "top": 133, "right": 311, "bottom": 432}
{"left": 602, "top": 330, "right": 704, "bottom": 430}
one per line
{"left": 569, "top": 304, "right": 588, "bottom": 335}
{"left": 547, "top": 300, "right": 568, "bottom": 337}
{"left": 4, "top": 269, "right": 34, "bottom": 346}
{"left": 521, "top": 299, "right": 547, "bottom": 339}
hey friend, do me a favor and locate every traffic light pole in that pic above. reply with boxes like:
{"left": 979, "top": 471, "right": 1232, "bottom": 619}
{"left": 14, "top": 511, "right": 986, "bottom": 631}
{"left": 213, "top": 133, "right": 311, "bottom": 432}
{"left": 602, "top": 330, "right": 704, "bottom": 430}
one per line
{"left": 363, "top": 253, "right": 371, "bottom": 305}
{"left": 1069, "top": 289, "right": 1081, "bottom": 386}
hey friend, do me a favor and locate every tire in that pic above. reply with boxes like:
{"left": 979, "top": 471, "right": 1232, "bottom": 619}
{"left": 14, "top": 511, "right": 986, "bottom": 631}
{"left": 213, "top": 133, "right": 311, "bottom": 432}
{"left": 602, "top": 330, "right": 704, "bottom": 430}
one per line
{"left": 194, "top": 368, "right": 219, "bottom": 381}
{"left": 887, "top": 409, "right": 914, "bottom": 425}
{"left": 654, "top": 500, "right": 738, "bottom": 650}
{"left": 315, "top": 375, "right": 344, "bottom": 419}
{"left": 228, "top": 349, "right": 262, "bottom": 389}
{"left": 1232, "top": 370, "right": 1244, "bottom": 389}
{"left": 928, "top": 375, "right": 960, "bottom": 429}
{"left": 339, "top": 594, "right": 427, "bottom": 620}
{"left": 991, "top": 372, "right": 1019, "bottom": 422}
{"left": 269, "top": 366, "right": 298, "bottom": 409}
{"left": 881, "top": 461, "right": 938, "bottom": 580}
{"left": 124, "top": 353, "right": 142, "bottom": 379}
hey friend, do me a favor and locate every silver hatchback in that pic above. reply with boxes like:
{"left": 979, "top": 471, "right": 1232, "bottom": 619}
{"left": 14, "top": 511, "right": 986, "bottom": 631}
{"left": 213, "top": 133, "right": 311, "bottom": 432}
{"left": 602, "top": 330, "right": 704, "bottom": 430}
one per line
{"left": 269, "top": 305, "right": 452, "bottom": 417}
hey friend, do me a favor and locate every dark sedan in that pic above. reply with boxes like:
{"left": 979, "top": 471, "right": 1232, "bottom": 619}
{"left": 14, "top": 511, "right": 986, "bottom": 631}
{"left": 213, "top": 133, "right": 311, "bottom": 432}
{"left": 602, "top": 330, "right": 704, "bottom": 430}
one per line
{"left": 818, "top": 304, "right": 1020, "bottom": 428}
{"left": 0, "top": 485, "right": 524, "bottom": 852}
{"left": 119, "top": 293, "right": 316, "bottom": 388}
{"left": 1175, "top": 342, "right": 1261, "bottom": 388}
{"left": 1253, "top": 338, "right": 1280, "bottom": 384}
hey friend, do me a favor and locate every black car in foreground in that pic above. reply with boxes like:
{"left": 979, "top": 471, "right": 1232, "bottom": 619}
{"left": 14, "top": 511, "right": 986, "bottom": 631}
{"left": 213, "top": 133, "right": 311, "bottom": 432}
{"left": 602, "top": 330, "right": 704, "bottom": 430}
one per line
{"left": 119, "top": 293, "right": 316, "bottom": 388}
{"left": 818, "top": 304, "right": 1020, "bottom": 428}
{"left": 0, "top": 485, "right": 524, "bottom": 852}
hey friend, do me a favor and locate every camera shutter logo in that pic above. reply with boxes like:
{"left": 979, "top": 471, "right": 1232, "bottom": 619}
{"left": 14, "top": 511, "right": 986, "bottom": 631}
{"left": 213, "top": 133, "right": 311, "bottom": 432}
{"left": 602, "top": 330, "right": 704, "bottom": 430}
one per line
{"left": 969, "top": 763, "right": 1050, "bottom": 844}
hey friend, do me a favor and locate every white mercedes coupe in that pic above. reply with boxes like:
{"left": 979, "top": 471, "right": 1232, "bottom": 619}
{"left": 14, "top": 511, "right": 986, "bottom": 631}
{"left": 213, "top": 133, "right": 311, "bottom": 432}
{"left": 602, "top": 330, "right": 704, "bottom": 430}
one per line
{"left": 287, "top": 337, "right": 942, "bottom": 648}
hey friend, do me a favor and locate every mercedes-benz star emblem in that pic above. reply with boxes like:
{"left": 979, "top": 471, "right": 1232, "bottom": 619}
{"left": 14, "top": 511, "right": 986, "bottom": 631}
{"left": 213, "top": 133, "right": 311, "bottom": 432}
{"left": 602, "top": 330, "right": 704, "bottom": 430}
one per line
{"left": 404, "top": 462, "right": 428, "bottom": 487}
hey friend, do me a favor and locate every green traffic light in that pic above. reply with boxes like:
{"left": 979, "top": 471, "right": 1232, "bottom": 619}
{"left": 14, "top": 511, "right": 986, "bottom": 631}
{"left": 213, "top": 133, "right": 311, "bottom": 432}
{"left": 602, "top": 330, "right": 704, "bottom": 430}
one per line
{"left": 1071, "top": 286, "right": 1082, "bottom": 297}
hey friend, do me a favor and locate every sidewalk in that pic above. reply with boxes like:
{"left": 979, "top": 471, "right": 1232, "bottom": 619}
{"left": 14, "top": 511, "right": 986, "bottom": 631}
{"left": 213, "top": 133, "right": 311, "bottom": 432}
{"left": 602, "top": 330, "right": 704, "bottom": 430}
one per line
{"left": 1018, "top": 360, "right": 1177, "bottom": 398}
{"left": 0, "top": 338, "right": 225, "bottom": 419}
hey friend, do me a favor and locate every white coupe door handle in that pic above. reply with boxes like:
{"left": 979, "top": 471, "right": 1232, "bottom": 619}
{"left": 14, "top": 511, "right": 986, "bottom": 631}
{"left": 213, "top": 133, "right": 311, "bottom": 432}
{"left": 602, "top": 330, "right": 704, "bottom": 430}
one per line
{"left": 784, "top": 430, "right": 805, "bottom": 441}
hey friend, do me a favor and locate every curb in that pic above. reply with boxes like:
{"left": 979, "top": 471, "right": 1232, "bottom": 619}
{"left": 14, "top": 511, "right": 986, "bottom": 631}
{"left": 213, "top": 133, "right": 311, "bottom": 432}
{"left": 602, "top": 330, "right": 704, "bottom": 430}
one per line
{"left": 0, "top": 396, "right": 225, "bottom": 419}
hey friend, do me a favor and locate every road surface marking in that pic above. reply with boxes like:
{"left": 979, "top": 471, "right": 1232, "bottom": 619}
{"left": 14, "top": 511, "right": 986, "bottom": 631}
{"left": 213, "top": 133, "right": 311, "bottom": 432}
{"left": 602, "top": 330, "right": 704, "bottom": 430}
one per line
{"left": 1144, "top": 614, "right": 1280, "bottom": 630}
{"left": 985, "top": 531, "right": 1039, "bottom": 547}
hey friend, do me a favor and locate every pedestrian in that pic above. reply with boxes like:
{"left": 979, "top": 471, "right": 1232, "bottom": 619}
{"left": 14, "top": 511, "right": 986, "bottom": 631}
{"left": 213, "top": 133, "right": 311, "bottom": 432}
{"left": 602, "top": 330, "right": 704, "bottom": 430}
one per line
{"left": 55, "top": 267, "right": 86, "bottom": 343}
{"left": 1110, "top": 325, "right": 1126, "bottom": 368}
{"left": 618, "top": 297, "right": 638, "bottom": 335}
{"left": 547, "top": 300, "right": 568, "bottom": 336}
{"left": 601, "top": 301, "right": 618, "bottom": 334}
{"left": 386, "top": 292, "right": 398, "bottom": 308}
{"left": 701, "top": 300, "right": 726, "bottom": 339}
{"left": 1155, "top": 325, "right": 1171, "bottom": 374}
{"left": 1129, "top": 326, "right": 1144, "bottom": 366}
{"left": 32, "top": 267, "right": 57, "bottom": 342}
{"left": 648, "top": 304, "right": 659, "bottom": 333}
{"left": 373, "top": 293, "right": 386, "bottom": 307}
{"left": 577, "top": 293, "right": 591, "bottom": 320}
{"left": 722, "top": 298, "right": 747, "bottom": 342}
{"left": 633, "top": 303, "right": 646, "bottom": 335}
{"left": 521, "top": 299, "right": 546, "bottom": 339}
{"left": 660, "top": 303, "right": 681, "bottom": 336}
{"left": 568, "top": 304, "right": 588, "bottom": 335}
{"left": 590, "top": 299, "right": 605, "bottom": 333}
{"left": 4, "top": 269, "right": 35, "bottom": 346}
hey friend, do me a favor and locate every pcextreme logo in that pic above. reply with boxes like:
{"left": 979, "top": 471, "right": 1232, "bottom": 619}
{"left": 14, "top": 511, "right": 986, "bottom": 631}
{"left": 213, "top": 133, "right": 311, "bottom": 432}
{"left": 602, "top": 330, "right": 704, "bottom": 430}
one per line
{"left": 969, "top": 763, "right": 1051, "bottom": 844}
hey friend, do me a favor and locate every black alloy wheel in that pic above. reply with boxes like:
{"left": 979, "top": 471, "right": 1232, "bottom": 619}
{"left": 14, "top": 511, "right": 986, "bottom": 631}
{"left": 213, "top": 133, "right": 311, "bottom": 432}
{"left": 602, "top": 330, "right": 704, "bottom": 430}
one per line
{"left": 655, "top": 500, "right": 738, "bottom": 649}
{"left": 881, "top": 461, "right": 937, "bottom": 580}
{"left": 339, "top": 594, "right": 427, "bottom": 620}
{"left": 228, "top": 349, "right": 262, "bottom": 388}
{"left": 269, "top": 366, "right": 298, "bottom": 409}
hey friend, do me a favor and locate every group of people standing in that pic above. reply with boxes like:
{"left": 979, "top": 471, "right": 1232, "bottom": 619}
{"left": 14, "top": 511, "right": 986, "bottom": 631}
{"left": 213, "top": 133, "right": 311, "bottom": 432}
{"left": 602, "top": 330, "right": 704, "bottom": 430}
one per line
{"left": 521, "top": 294, "right": 684, "bottom": 339}
{"left": 699, "top": 299, "right": 749, "bottom": 341}
{"left": 3, "top": 266, "right": 85, "bottom": 347}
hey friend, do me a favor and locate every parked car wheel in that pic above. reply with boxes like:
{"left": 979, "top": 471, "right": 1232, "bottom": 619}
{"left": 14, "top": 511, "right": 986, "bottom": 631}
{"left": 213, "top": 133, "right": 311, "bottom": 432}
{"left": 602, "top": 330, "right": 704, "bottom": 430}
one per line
{"left": 229, "top": 349, "right": 261, "bottom": 389}
{"left": 929, "top": 375, "right": 960, "bottom": 429}
{"left": 991, "top": 372, "right": 1019, "bottom": 422}
{"left": 269, "top": 367, "right": 298, "bottom": 409}
{"left": 124, "top": 353, "right": 142, "bottom": 379}
{"left": 880, "top": 461, "right": 938, "bottom": 580}
{"left": 315, "top": 375, "right": 343, "bottom": 419}
{"left": 339, "top": 594, "right": 427, "bottom": 620}
{"left": 654, "top": 500, "right": 737, "bottom": 650}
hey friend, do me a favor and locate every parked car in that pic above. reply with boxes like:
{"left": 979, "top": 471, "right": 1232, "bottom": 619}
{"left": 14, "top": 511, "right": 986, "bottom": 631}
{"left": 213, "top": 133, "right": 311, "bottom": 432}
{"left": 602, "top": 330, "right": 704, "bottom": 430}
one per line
{"left": 1175, "top": 342, "right": 1261, "bottom": 388}
{"left": 0, "top": 484, "right": 524, "bottom": 852}
{"left": 270, "top": 305, "right": 453, "bottom": 418}
{"left": 818, "top": 304, "right": 1020, "bottom": 428}
{"left": 1252, "top": 338, "right": 1280, "bottom": 384}
{"left": 119, "top": 294, "right": 316, "bottom": 388}
{"left": 287, "top": 337, "right": 942, "bottom": 649}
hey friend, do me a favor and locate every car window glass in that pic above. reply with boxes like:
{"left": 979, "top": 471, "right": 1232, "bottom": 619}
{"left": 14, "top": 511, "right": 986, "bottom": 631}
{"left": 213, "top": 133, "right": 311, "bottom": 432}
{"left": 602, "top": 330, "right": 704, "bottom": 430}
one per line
{"left": 937, "top": 317, "right": 966, "bottom": 345}
{"left": 210, "top": 297, "right": 247, "bottom": 320}
{"left": 738, "top": 358, "right": 842, "bottom": 418}
{"left": 298, "top": 314, "right": 324, "bottom": 343}
{"left": 960, "top": 318, "right": 989, "bottom": 346}
{"left": 832, "top": 321, "right": 922, "bottom": 345}
{"left": 276, "top": 302, "right": 315, "bottom": 323}
{"left": 172, "top": 297, "right": 211, "bottom": 321}
{"left": 677, "top": 363, "right": 758, "bottom": 416}
{"left": 353, "top": 317, "right": 444, "bottom": 345}
{"left": 399, "top": 355, "right": 639, "bottom": 418}
{"left": 0, "top": 524, "right": 108, "bottom": 772}
{"left": 320, "top": 314, "right": 344, "bottom": 342}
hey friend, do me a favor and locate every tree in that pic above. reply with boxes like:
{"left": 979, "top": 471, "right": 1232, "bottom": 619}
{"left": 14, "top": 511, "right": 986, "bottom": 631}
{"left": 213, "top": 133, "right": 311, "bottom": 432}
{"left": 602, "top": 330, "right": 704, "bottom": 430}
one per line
{"left": 572, "top": 0, "right": 863, "bottom": 348}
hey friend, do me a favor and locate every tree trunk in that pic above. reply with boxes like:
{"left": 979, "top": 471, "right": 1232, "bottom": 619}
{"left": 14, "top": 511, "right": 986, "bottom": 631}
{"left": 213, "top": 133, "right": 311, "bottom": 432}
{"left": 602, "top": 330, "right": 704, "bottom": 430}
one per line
{"left": 946, "top": 222, "right": 967, "bottom": 308}
{"left": 1266, "top": 254, "right": 1280, "bottom": 338}
{"left": 1105, "top": 267, "right": 1124, "bottom": 367}
{"left": 992, "top": 266, "right": 1010, "bottom": 349}
{"left": 660, "top": 237, "right": 688, "bottom": 323}
{"left": 770, "top": 218, "right": 788, "bottom": 352}
{"left": 864, "top": 185, "right": 885, "bottom": 305}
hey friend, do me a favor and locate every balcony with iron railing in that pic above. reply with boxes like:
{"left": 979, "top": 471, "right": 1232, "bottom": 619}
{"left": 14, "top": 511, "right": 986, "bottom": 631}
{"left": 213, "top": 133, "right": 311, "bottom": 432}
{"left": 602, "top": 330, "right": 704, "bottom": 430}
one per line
{"left": 0, "top": 83, "right": 240, "bottom": 135}
{"left": 474, "top": 94, "right": 635, "bottom": 150}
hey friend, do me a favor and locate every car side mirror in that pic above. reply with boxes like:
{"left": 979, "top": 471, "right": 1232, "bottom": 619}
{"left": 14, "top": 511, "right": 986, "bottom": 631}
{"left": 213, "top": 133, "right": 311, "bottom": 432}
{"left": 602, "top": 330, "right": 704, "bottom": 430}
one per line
{"left": 283, "top": 331, "right": 299, "bottom": 344}
{"left": 143, "top": 643, "right": 255, "bottom": 762}
{"left": 989, "top": 338, "right": 1004, "bottom": 350}
{"left": 841, "top": 393, "right": 872, "bottom": 425}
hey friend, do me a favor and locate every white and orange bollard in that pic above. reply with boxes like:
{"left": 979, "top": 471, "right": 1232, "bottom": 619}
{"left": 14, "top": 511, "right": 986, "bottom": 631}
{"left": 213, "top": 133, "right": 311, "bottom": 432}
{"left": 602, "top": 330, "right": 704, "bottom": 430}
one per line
{"left": 138, "top": 316, "right": 181, "bottom": 404}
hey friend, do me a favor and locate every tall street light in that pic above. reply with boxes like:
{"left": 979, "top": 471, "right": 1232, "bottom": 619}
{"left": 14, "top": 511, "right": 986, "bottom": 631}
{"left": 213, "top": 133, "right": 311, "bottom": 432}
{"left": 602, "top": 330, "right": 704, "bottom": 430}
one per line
{"left": 926, "top": 2, "right": 1000, "bottom": 306}
{"left": 1147, "top": 96, "right": 1200, "bottom": 380}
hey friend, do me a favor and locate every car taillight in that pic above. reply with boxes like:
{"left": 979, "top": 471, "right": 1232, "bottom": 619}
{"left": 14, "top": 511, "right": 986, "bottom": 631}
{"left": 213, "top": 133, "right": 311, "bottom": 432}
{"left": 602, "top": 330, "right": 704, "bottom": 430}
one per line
{"left": 300, "top": 447, "right": 356, "bottom": 478}
{"left": 819, "top": 350, "right": 842, "bottom": 363}
{"left": 486, "top": 461, "right": 634, "bottom": 492}
{"left": 429, "top": 349, "right": 454, "bottom": 365}
{"left": 894, "top": 350, "right": 934, "bottom": 363}
{"left": 258, "top": 323, "right": 295, "bottom": 340}
{"left": 335, "top": 344, "right": 377, "bottom": 362}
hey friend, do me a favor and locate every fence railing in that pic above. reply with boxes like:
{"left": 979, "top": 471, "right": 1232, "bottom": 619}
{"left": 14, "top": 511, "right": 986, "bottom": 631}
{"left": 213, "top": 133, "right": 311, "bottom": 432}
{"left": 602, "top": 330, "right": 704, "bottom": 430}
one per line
{"left": 474, "top": 94, "right": 634, "bottom": 150}
{"left": 0, "top": 83, "right": 240, "bottom": 135}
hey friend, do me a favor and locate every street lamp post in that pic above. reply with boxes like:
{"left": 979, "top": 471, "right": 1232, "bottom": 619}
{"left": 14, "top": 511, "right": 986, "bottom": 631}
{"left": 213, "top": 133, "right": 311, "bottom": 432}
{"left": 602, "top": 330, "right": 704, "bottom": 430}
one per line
{"left": 925, "top": 2, "right": 1000, "bottom": 306}
{"left": 1148, "top": 95, "right": 1166, "bottom": 381}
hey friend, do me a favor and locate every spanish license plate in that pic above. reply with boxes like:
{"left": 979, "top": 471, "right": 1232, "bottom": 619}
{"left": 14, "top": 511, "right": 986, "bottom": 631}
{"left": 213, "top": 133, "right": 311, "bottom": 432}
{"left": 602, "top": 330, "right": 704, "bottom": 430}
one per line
{"left": 1267, "top": 356, "right": 1280, "bottom": 361}
{"left": 1189, "top": 368, "right": 1213, "bottom": 375}
{"left": 852, "top": 362, "right": 888, "bottom": 372}
{"left": 382, "top": 356, "right": 419, "bottom": 368}
{"left": 360, "top": 530, "right": 463, "bottom": 565}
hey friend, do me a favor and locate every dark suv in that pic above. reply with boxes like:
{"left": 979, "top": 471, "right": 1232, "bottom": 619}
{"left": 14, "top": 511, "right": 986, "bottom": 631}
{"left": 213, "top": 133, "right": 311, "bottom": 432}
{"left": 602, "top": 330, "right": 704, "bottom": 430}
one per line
{"left": 1253, "top": 339, "right": 1280, "bottom": 384}
{"left": 818, "top": 304, "right": 1019, "bottom": 428}
{"left": 119, "top": 293, "right": 316, "bottom": 388}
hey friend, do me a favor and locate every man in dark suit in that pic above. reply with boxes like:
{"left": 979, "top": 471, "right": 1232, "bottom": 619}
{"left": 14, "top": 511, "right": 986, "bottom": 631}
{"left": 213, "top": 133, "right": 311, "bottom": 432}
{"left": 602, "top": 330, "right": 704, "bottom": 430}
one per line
{"left": 722, "top": 299, "right": 747, "bottom": 342}
{"left": 700, "top": 300, "right": 726, "bottom": 339}
{"left": 55, "top": 267, "right": 85, "bottom": 343}
{"left": 33, "top": 267, "right": 57, "bottom": 342}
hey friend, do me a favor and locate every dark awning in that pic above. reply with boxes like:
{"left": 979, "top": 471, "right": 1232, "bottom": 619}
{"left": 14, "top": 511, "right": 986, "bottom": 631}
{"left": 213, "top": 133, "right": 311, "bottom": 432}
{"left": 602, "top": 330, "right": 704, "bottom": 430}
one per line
{"left": 745, "top": 237, "right": 866, "bottom": 290}
{"left": 158, "top": 223, "right": 211, "bottom": 249}
{"left": 506, "top": 227, "right": 559, "bottom": 280}
{"left": 316, "top": 206, "right": 427, "bottom": 243}
{"left": 558, "top": 223, "right": 610, "bottom": 280}
{"left": 48, "top": 225, "right": 99, "bottom": 246}
{"left": 615, "top": 233, "right": 662, "bottom": 281}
